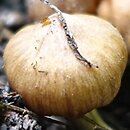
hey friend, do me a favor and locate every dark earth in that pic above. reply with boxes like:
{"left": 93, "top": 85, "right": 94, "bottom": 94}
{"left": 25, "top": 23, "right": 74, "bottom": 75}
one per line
{"left": 0, "top": 0, "right": 130, "bottom": 130}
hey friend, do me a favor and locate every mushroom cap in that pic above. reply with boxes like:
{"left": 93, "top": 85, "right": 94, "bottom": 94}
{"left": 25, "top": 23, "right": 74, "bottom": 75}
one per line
{"left": 98, "top": 0, "right": 130, "bottom": 33}
{"left": 3, "top": 13, "right": 127, "bottom": 117}
{"left": 98, "top": 0, "right": 130, "bottom": 61}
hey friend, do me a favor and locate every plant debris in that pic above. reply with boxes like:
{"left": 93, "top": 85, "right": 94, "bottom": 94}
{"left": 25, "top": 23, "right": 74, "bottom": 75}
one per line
{"left": 40, "top": 0, "right": 98, "bottom": 68}
{"left": 0, "top": 84, "right": 67, "bottom": 130}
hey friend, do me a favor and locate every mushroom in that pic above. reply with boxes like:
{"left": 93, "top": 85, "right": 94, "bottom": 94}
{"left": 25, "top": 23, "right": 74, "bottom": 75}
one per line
{"left": 97, "top": 0, "right": 130, "bottom": 58}
{"left": 3, "top": 13, "right": 127, "bottom": 117}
